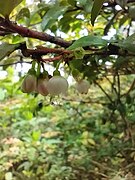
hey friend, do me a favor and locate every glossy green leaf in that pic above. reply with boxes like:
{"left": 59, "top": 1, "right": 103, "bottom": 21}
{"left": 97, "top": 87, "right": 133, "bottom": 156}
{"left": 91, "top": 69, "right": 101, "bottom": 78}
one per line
{"left": 0, "top": 43, "right": 20, "bottom": 61}
{"left": 91, "top": 0, "right": 105, "bottom": 26}
{"left": 67, "top": 35, "right": 107, "bottom": 50}
{"left": 0, "top": 0, "right": 23, "bottom": 17}
{"left": 41, "top": 5, "right": 67, "bottom": 31}
{"left": 113, "top": 33, "right": 135, "bottom": 53}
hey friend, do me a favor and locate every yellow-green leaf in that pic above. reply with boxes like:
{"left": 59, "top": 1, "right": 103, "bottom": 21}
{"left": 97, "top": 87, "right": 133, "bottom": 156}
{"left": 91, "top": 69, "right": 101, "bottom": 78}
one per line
{"left": 0, "top": 0, "right": 23, "bottom": 17}
{"left": 0, "top": 43, "right": 21, "bottom": 61}
{"left": 88, "top": 138, "right": 96, "bottom": 146}
{"left": 5, "top": 172, "right": 13, "bottom": 180}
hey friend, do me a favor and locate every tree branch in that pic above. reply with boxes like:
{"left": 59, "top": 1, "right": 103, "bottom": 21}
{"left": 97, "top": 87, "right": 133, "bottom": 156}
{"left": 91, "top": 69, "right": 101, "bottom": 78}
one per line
{"left": 0, "top": 17, "right": 72, "bottom": 48}
{"left": 17, "top": 42, "right": 72, "bottom": 62}
{"left": 18, "top": 42, "right": 72, "bottom": 57}
{"left": 0, "top": 61, "right": 31, "bottom": 67}
{"left": 122, "top": 78, "right": 135, "bottom": 97}
{"left": 41, "top": 55, "right": 63, "bottom": 62}
{"left": 94, "top": 81, "right": 114, "bottom": 103}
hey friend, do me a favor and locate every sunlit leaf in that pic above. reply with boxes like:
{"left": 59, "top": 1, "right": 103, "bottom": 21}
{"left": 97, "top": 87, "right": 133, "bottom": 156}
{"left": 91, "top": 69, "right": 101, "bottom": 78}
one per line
{"left": 16, "top": 7, "right": 30, "bottom": 21}
{"left": 0, "top": 0, "right": 23, "bottom": 17}
{"left": 5, "top": 172, "right": 12, "bottom": 180}
{"left": 0, "top": 43, "right": 20, "bottom": 61}
{"left": 32, "top": 130, "right": 41, "bottom": 141}
{"left": 67, "top": 35, "right": 107, "bottom": 50}
{"left": 88, "top": 138, "right": 96, "bottom": 146}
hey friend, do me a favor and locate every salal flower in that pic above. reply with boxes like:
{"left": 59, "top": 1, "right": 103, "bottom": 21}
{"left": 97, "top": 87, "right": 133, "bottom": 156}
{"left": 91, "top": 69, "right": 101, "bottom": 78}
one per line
{"left": 37, "top": 78, "right": 49, "bottom": 96}
{"left": 46, "top": 76, "right": 68, "bottom": 96}
{"left": 21, "top": 74, "right": 37, "bottom": 93}
{"left": 75, "top": 79, "right": 90, "bottom": 94}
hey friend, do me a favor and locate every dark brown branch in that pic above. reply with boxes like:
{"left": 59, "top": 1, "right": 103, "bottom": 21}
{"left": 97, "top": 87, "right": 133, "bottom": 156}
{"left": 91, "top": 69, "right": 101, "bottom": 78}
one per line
{"left": 18, "top": 43, "right": 72, "bottom": 62}
{"left": 27, "top": 46, "right": 72, "bottom": 56}
{"left": 117, "top": 73, "right": 121, "bottom": 99}
{"left": 89, "top": 49, "right": 135, "bottom": 57}
{"left": 0, "top": 31, "right": 11, "bottom": 36}
{"left": 0, "top": 18, "right": 72, "bottom": 48}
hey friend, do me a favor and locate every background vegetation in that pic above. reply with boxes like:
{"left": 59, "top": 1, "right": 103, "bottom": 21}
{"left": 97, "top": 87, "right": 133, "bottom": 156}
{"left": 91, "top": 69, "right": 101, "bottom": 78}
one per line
{"left": 0, "top": 0, "right": 135, "bottom": 179}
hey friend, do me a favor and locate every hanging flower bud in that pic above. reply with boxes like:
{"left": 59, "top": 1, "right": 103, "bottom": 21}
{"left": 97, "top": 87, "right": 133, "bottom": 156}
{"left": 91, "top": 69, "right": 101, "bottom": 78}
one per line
{"left": 46, "top": 76, "right": 68, "bottom": 96}
{"left": 37, "top": 78, "right": 49, "bottom": 96}
{"left": 21, "top": 74, "right": 37, "bottom": 93}
{"left": 75, "top": 79, "right": 90, "bottom": 94}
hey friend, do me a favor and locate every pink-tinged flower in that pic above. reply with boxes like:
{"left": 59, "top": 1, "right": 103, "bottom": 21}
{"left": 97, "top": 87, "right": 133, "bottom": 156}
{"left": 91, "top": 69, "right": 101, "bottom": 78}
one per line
{"left": 37, "top": 78, "right": 49, "bottom": 96}
{"left": 21, "top": 74, "right": 37, "bottom": 93}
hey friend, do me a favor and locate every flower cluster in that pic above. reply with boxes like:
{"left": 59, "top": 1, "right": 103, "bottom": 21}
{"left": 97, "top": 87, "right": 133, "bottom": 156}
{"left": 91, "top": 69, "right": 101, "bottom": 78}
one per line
{"left": 21, "top": 68, "right": 90, "bottom": 96}
{"left": 21, "top": 74, "right": 69, "bottom": 96}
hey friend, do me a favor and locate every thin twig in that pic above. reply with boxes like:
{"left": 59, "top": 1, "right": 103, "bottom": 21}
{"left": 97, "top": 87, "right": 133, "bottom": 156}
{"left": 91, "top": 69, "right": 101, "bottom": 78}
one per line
{"left": 19, "top": 44, "right": 72, "bottom": 57}
{"left": 104, "top": 10, "right": 122, "bottom": 35}
{"left": 105, "top": 76, "right": 118, "bottom": 95}
{"left": 117, "top": 73, "right": 121, "bottom": 99}
{"left": 121, "top": 78, "right": 135, "bottom": 97}
{"left": 0, "top": 61, "right": 31, "bottom": 67}
{"left": 95, "top": 81, "right": 114, "bottom": 103}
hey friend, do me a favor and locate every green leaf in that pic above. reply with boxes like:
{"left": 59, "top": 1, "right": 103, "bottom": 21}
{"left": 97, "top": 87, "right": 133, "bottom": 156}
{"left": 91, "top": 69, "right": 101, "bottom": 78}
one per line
{"left": 0, "top": 0, "right": 23, "bottom": 17}
{"left": 117, "top": 0, "right": 128, "bottom": 8}
{"left": 83, "top": 0, "right": 93, "bottom": 13}
{"left": 0, "top": 88, "right": 6, "bottom": 101}
{"left": 67, "top": 35, "right": 107, "bottom": 50}
{"left": 91, "top": 0, "right": 105, "bottom": 26}
{"left": 119, "top": 14, "right": 128, "bottom": 27}
{"left": 0, "top": 43, "right": 20, "bottom": 61}
{"left": 112, "top": 33, "right": 135, "bottom": 53}
{"left": 113, "top": 57, "right": 126, "bottom": 69}
{"left": 76, "top": 0, "right": 87, "bottom": 6}
{"left": 32, "top": 130, "right": 41, "bottom": 141}
{"left": 5, "top": 172, "right": 13, "bottom": 180}
{"left": 0, "top": 57, "right": 18, "bottom": 70}
{"left": 41, "top": 5, "right": 67, "bottom": 31}
{"left": 68, "top": 0, "right": 76, "bottom": 6}
{"left": 73, "top": 47, "right": 85, "bottom": 59}
{"left": 18, "top": 161, "right": 32, "bottom": 171}
{"left": 16, "top": 7, "right": 30, "bottom": 21}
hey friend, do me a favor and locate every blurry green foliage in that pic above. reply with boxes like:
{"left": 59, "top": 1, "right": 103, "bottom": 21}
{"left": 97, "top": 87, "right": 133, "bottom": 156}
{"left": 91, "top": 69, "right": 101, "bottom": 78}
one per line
{"left": 0, "top": 0, "right": 135, "bottom": 179}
